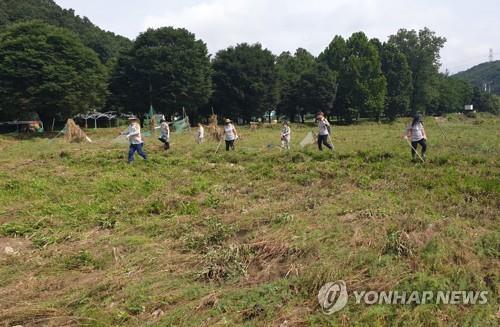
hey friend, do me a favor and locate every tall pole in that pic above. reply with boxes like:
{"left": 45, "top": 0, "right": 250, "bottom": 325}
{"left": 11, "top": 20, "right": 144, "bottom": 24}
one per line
{"left": 149, "top": 76, "right": 153, "bottom": 110}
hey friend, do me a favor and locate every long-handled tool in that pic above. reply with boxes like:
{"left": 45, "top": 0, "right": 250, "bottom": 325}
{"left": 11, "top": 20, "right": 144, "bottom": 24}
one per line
{"left": 327, "top": 134, "right": 335, "bottom": 152}
{"left": 432, "top": 117, "right": 447, "bottom": 140}
{"left": 214, "top": 137, "right": 224, "bottom": 154}
{"left": 405, "top": 137, "right": 425, "bottom": 163}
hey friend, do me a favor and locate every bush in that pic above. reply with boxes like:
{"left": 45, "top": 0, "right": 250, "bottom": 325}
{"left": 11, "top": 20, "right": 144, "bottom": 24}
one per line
{"left": 475, "top": 232, "right": 500, "bottom": 258}
{"left": 197, "top": 245, "right": 250, "bottom": 282}
{"left": 383, "top": 229, "right": 414, "bottom": 257}
{"left": 0, "top": 221, "right": 43, "bottom": 237}
{"left": 64, "top": 250, "right": 99, "bottom": 270}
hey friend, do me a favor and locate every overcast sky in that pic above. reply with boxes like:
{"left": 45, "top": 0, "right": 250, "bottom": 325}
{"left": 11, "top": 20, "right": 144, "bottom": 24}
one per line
{"left": 55, "top": 0, "right": 499, "bottom": 73}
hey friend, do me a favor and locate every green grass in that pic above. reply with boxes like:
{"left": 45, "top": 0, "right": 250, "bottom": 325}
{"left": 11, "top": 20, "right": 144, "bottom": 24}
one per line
{"left": 0, "top": 115, "right": 498, "bottom": 326}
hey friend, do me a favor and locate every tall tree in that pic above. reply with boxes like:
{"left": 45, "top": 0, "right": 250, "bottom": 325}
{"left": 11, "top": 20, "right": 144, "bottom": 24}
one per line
{"left": 291, "top": 63, "right": 338, "bottom": 122}
{"left": 0, "top": 21, "right": 107, "bottom": 123}
{"left": 381, "top": 43, "right": 413, "bottom": 120}
{"left": 430, "top": 74, "right": 473, "bottom": 114}
{"left": 471, "top": 87, "right": 500, "bottom": 114}
{"left": 388, "top": 28, "right": 446, "bottom": 114}
{"left": 108, "top": 27, "right": 212, "bottom": 118}
{"left": 321, "top": 32, "right": 386, "bottom": 122}
{"left": 318, "top": 35, "right": 347, "bottom": 72}
{"left": 211, "top": 43, "right": 277, "bottom": 123}
{"left": 276, "top": 48, "right": 316, "bottom": 122}
{"left": 318, "top": 35, "right": 348, "bottom": 119}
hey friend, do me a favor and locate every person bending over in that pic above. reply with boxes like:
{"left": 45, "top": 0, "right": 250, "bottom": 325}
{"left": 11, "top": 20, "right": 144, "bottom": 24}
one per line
{"left": 406, "top": 114, "right": 427, "bottom": 161}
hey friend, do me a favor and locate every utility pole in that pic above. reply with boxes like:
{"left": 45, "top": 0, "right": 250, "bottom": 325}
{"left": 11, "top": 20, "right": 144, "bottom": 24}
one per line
{"left": 148, "top": 76, "right": 153, "bottom": 109}
{"left": 483, "top": 81, "right": 493, "bottom": 94}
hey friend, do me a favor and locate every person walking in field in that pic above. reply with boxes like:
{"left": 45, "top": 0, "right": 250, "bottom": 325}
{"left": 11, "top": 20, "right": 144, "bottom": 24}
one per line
{"left": 156, "top": 118, "right": 170, "bottom": 151}
{"left": 197, "top": 123, "right": 205, "bottom": 144}
{"left": 122, "top": 116, "right": 147, "bottom": 163}
{"left": 316, "top": 112, "right": 333, "bottom": 151}
{"left": 405, "top": 114, "right": 427, "bottom": 161}
{"left": 223, "top": 119, "right": 238, "bottom": 151}
{"left": 281, "top": 121, "right": 291, "bottom": 150}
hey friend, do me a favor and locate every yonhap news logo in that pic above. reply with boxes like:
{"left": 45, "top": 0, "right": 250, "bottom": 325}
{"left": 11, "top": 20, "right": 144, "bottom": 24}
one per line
{"left": 317, "top": 281, "right": 348, "bottom": 314}
{"left": 318, "top": 280, "right": 489, "bottom": 315}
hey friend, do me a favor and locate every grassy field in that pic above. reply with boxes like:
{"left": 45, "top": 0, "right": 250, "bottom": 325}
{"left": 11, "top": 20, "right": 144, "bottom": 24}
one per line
{"left": 0, "top": 115, "right": 498, "bottom": 326}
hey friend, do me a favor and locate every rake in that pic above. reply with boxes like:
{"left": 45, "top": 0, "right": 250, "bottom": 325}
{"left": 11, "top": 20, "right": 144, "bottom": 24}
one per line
{"left": 405, "top": 137, "right": 425, "bottom": 163}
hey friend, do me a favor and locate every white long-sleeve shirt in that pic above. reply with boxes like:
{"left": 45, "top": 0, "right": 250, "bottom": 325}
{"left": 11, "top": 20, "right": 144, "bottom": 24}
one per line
{"left": 124, "top": 123, "right": 143, "bottom": 144}
{"left": 281, "top": 126, "right": 291, "bottom": 141}
{"left": 160, "top": 122, "right": 170, "bottom": 140}
{"left": 318, "top": 118, "right": 330, "bottom": 136}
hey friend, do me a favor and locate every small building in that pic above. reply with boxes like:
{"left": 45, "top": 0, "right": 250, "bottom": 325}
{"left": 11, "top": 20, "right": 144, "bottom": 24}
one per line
{"left": 463, "top": 104, "right": 476, "bottom": 117}
{"left": 464, "top": 104, "right": 474, "bottom": 112}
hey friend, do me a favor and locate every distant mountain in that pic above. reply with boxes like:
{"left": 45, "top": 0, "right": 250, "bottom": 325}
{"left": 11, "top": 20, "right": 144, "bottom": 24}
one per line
{"left": 0, "top": 0, "right": 132, "bottom": 64}
{"left": 454, "top": 60, "right": 500, "bottom": 95}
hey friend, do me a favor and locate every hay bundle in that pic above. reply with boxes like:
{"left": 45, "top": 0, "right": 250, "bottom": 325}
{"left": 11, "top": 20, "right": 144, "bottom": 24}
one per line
{"left": 207, "top": 114, "right": 222, "bottom": 141}
{"left": 63, "top": 119, "right": 91, "bottom": 143}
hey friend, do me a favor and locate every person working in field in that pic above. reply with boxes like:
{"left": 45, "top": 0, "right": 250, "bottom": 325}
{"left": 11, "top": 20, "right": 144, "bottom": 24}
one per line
{"left": 281, "top": 121, "right": 291, "bottom": 150}
{"left": 316, "top": 112, "right": 333, "bottom": 151}
{"left": 122, "top": 116, "right": 147, "bottom": 163}
{"left": 197, "top": 123, "right": 205, "bottom": 144}
{"left": 405, "top": 114, "right": 428, "bottom": 161}
{"left": 156, "top": 118, "right": 170, "bottom": 151}
{"left": 223, "top": 119, "right": 238, "bottom": 151}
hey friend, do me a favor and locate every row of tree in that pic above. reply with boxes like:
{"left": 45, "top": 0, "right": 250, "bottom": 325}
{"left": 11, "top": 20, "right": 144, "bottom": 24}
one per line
{"left": 0, "top": 20, "right": 498, "bottom": 126}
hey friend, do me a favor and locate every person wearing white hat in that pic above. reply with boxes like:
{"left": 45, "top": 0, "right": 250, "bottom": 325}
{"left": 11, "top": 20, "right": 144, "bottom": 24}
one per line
{"left": 223, "top": 119, "right": 238, "bottom": 151}
{"left": 122, "top": 116, "right": 147, "bottom": 163}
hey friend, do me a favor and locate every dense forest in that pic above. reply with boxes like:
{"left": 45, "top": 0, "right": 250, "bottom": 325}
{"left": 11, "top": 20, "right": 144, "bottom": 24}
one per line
{"left": 0, "top": 0, "right": 498, "bottom": 126}
{"left": 0, "top": 0, "right": 131, "bottom": 64}
{"left": 454, "top": 61, "right": 500, "bottom": 95}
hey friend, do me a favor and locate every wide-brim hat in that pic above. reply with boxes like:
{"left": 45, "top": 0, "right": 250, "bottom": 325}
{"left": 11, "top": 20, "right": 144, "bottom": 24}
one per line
{"left": 128, "top": 116, "right": 139, "bottom": 121}
{"left": 225, "top": 119, "right": 231, "bottom": 123}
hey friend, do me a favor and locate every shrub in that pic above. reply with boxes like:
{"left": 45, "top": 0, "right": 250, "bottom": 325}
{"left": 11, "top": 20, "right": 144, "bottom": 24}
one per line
{"left": 475, "top": 232, "right": 500, "bottom": 258}
{"left": 383, "top": 229, "right": 414, "bottom": 257}
{"left": 197, "top": 245, "right": 250, "bottom": 282}
{"left": 64, "top": 250, "right": 99, "bottom": 270}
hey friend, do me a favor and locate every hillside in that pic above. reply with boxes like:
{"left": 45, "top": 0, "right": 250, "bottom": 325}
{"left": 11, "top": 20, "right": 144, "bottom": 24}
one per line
{"left": 0, "top": 0, "right": 132, "bottom": 64}
{"left": 454, "top": 60, "right": 500, "bottom": 95}
{"left": 0, "top": 117, "right": 498, "bottom": 325}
